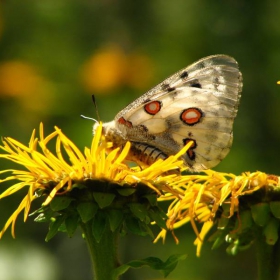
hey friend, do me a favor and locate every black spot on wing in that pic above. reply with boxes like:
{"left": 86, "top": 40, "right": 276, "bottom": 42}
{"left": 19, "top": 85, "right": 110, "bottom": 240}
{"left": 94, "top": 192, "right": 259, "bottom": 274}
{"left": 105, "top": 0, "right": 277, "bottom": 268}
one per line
{"left": 180, "top": 71, "right": 188, "bottom": 79}
{"left": 167, "top": 87, "right": 176, "bottom": 92}
{"left": 161, "top": 83, "right": 170, "bottom": 90}
{"left": 161, "top": 83, "right": 176, "bottom": 92}
{"left": 191, "top": 82, "right": 202, "bottom": 88}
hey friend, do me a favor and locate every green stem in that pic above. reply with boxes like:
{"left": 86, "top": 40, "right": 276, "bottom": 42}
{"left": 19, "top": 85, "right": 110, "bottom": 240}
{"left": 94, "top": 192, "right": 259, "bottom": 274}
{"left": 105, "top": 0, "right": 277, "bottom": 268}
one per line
{"left": 80, "top": 222, "right": 120, "bottom": 280}
{"left": 256, "top": 230, "right": 280, "bottom": 280}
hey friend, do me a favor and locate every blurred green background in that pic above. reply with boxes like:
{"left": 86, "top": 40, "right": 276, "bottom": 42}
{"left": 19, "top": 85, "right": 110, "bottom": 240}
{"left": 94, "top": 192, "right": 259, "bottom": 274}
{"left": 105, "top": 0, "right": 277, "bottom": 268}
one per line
{"left": 0, "top": 0, "right": 280, "bottom": 279}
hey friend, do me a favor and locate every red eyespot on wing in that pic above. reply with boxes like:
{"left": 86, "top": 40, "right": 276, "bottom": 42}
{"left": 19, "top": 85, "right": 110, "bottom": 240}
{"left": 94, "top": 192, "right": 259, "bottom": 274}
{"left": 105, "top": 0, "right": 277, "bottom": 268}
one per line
{"left": 180, "top": 108, "right": 203, "bottom": 125}
{"left": 183, "top": 138, "right": 197, "bottom": 160}
{"left": 144, "top": 101, "right": 162, "bottom": 115}
{"left": 117, "top": 117, "right": 132, "bottom": 127}
{"left": 118, "top": 117, "right": 126, "bottom": 125}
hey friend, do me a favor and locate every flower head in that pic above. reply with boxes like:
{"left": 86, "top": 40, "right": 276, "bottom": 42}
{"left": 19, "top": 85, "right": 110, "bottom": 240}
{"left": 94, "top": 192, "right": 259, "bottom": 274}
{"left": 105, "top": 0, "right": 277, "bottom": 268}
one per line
{"left": 0, "top": 123, "right": 189, "bottom": 240}
{"left": 155, "top": 170, "right": 280, "bottom": 256}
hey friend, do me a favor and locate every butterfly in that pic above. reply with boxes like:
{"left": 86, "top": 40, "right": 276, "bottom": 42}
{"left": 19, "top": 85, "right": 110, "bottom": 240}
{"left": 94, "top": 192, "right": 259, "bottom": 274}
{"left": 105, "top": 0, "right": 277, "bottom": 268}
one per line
{"left": 93, "top": 54, "right": 242, "bottom": 171}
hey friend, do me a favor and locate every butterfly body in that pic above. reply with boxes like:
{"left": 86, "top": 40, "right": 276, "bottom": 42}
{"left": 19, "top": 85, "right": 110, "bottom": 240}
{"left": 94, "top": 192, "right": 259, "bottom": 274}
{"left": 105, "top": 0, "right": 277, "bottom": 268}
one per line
{"left": 94, "top": 55, "right": 242, "bottom": 171}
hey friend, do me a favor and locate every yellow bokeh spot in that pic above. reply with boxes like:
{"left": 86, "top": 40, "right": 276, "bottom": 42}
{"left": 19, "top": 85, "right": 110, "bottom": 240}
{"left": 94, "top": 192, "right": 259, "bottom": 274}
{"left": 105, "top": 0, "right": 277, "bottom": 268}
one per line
{"left": 0, "top": 61, "right": 42, "bottom": 97}
{"left": 0, "top": 61, "right": 54, "bottom": 115}
{"left": 81, "top": 46, "right": 127, "bottom": 93}
{"left": 80, "top": 46, "right": 154, "bottom": 94}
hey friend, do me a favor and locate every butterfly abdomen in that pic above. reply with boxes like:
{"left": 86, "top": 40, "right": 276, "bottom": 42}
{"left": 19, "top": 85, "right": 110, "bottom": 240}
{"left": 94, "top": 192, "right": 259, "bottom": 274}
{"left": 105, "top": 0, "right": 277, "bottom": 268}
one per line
{"left": 128, "top": 142, "right": 168, "bottom": 166}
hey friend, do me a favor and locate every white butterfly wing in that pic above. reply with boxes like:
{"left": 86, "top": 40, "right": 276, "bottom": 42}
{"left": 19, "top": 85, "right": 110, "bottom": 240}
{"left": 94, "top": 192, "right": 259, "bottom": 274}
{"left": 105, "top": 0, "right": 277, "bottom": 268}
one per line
{"left": 112, "top": 54, "right": 242, "bottom": 171}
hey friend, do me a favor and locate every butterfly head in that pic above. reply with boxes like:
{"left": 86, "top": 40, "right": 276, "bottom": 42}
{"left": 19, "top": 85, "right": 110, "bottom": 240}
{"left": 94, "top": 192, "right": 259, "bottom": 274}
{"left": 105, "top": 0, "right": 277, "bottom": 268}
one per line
{"left": 93, "top": 120, "right": 126, "bottom": 147}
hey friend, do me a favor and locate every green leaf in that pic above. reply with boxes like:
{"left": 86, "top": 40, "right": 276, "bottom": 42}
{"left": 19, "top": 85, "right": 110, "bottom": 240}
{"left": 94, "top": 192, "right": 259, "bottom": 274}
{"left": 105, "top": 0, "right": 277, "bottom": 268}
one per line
{"left": 50, "top": 196, "right": 74, "bottom": 212}
{"left": 65, "top": 214, "right": 79, "bottom": 237}
{"left": 108, "top": 209, "right": 123, "bottom": 232}
{"left": 92, "top": 211, "right": 108, "bottom": 242}
{"left": 113, "top": 254, "right": 187, "bottom": 278}
{"left": 45, "top": 215, "right": 66, "bottom": 241}
{"left": 77, "top": 202, "right": 98, "bottom": 222}
{"left": 92, "top": 192, "right": 115, "bottom": 209}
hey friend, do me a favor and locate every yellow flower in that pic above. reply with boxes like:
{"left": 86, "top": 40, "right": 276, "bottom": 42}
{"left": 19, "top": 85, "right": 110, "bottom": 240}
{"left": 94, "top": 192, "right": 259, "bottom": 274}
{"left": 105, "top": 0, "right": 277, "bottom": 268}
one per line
{"left": 0, "top": 123, "right": 189, "bottom": 239}
{"left": 155, "top": 170, "right": 280, "bottom": 256}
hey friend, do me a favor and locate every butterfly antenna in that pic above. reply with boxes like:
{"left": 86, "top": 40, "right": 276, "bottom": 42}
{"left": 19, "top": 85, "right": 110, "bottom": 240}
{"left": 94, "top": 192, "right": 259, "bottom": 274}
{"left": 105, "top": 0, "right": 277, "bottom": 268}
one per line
{"left": 80, "top": 115, "right": 99, "bottom": 125}
{"left": 92, "top": 95, "right": 101, "bottom": 122}
{"left": 80, "top": 95, "right": 101, "bottom": 124}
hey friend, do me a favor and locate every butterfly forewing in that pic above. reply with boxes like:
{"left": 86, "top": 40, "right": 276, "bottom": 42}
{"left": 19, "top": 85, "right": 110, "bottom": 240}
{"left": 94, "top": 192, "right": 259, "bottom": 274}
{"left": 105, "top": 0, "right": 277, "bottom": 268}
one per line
{"left": 100, "top": 54, "right": 242, "bottom": 171}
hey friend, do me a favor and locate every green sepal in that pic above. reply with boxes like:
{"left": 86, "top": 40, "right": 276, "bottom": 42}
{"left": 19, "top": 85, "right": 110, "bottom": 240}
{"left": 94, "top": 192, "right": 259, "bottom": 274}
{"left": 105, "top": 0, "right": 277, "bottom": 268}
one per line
{"left": 45, "top": 214, "right": 66, "bottom": 241}
{"left": 263, "top": 217, "right": 280, "bottom": 245}
{"left": 129, "top": 203, "right": 149, "bottom": 221}
{"left": 225, "top": 232, "right": 238, "bottom": 243}
{"left": 77, "top": 202, "right": 98, "bottom": 222}
{"left": 209, "top": 230, "right": 227, "bottom": 249}
{"left": 50, "top": 196, "right": 74, "bottom": 212}
{"left": 221, "top": 203, "right": 231, "bottom": 214}
{"left": 91, "top": 211, "right": 108, "bottom": 242}
{"left": 113, "top": 254, "right": 187, "bottom": 278}
{"left": 116, "top": 187, "right": 136, "bottom": 196}
{"left": 231, "top": 210, "right": 254, "bottom": 233}
{"left": 217, "top": 215, "right": 230, "bottom": 229}
{"left": 251, "top": 202, "right": 271, "bottom": 227}
{"left": 125, "top": 217, "right": 153, "bottom": 237}
{"left": 65, "top": 214, "right": 80, "bottom": 237}
{"left": 29, "top": 206, "right": 47, "bottom": 216}
{"left": 92, "top": 192, "right": 115, "bottom": 209}
{"left": 226, "top": 240, "right": 239, "bottom": 256}
{"left": 270, "top": 201, "right": 280, "bottom": 219}
{"left": 143, "top": 194, "right": 157, "bottom": 206}
{"left": 238, "top": 209, "right": 253, "bottom": 231}
{"left": 107, "top": 209, "right": 123, "bottom": 232}
{"left": 33, "top": 207, "right": 54, "bottom": 223}
{"left": 72, "top": 183, "right": 87, "bottom": 189}
{"left": 34, "top": 213, "right": 48, "bottom": 223}
{"left": 139, "top": 221, "right": 154, "bottom": 238}
{"left": 237, "top": 242, "right": 254, "bottom": 252}
{"left": 149, "top": 207, "right": 167, "bottom": 229}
